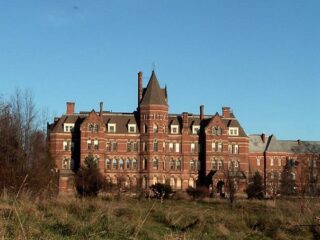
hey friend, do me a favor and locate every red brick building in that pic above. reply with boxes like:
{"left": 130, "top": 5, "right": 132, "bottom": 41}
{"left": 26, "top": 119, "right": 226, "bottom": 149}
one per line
{"left": 48, "top": 71, "right": 320, "bottom": 195}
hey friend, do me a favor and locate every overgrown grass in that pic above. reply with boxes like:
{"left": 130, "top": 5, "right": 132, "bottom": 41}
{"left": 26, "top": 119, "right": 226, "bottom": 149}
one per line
{"left": 0, "top": 193, "right": 320, "bottom": 239}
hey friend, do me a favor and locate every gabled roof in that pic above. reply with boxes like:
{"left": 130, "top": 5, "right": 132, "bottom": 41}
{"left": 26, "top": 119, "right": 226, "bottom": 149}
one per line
{"left": 140, "top": 71, "right": 167, "bottom": 106}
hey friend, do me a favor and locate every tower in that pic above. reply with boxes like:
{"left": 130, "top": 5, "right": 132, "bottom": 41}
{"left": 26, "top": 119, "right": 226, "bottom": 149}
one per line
{"left": 138, "top": 71, "right": 168, "bottom": 187}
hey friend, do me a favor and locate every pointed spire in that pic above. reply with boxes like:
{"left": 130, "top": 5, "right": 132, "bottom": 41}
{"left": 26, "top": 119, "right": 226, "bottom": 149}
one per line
{"left": 140, "top": 71, "right": 167, "bottom": 106}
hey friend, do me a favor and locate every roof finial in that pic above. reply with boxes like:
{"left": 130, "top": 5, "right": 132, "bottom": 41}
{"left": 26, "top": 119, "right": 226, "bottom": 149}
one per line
{"left": 152, "top": 62, "right": 156, "bottom": 72}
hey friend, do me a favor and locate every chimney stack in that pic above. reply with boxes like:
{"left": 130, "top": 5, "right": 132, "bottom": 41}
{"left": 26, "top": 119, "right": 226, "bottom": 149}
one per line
{"left": 222, "top": 107, "right": 231, "bottom": 118}
{"left": 200, "top": 105, "right": 204, "bottom": 121}
{"left": 100, "top": 102, "right": 103, "bottom": 118}
{"left": 182, "top": 112, "right": 189, "bottom": 129}
{"left": 66, "top": 102, "right": 75, "bottom": 115}
{"left": 138, "top": 71, "right": 143, "bottom": 105}
{"left": 261, "top": 133, "right": 266, "bottom": 143}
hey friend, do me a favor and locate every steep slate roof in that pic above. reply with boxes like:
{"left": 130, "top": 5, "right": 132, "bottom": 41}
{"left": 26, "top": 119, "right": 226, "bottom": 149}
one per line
{"left": 249, "top": 134, "right": 320, "bottom": 154}
{"left": 222, "top": 118, "right": 247, "bottom": 137}
{"left": 140, "top": 71, "right": 167, "bottom": 106}
{"left": 103, "top": 113, "right": 139, "bottom": 134}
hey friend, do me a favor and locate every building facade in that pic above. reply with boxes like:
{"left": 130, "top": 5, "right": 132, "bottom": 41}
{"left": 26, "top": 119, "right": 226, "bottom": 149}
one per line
{"left": 48, "top": 71, "right": 320, "bottom": 195}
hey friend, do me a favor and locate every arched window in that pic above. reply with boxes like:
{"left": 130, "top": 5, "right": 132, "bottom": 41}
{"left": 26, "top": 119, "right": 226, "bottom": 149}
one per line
{"left": 152, "top": 158, "right": 158, "bottom": 170}
{"left": 131, "top": 176, "right": 137, "bottom": 186}
{"left": 291, "top": 172, "right": 296, "bottom": 180}
{"left": 105, "top": 158, "right": 111, "bottom": 169}
{"left": 126, "top": 158, "right": 131, "bottom": 169}
{"left": 176, "top": 177, "right": 182, "bottom": 189}
{"left": 152, "top": 176, "right": 158, "bottom": 185}
{"left": 153, "top": 140, "right": 158, "bottom": 152}
{"left": 176, "top": 159, "right": 182, "bottom": 171}
{"left": 144, "top": 124, "right": 148, "bottom": 133}
{"left": 170, "top": 158, "right": 175, "bottom": 170}
{"left": 133, "top": 158, "right": 138, "bottom": 170}
{"left": 153, "top": 124, "right": 158, "bottom": 133}
{"left": 218, "top": 159, "right": 223, "bottom": 170}
{"left": 142, "top": 158, "right": 147, "bottom": 170}
{"left": 119, "top": 158, "right": 124, "bottom": 170}
{"left": 189, "top": 178, "right": 195, "bottom": 188}
{"left": 112, "top": 176, "right": 117, "bottom": 184}
{"left": 170, "top": 177, "right": 175, "bottom": 188}
{"left": 112, "top": 158, "right": 118, "bottom": 169}
{"left": 142, "top": 176, "right": 147, "bottom": 189}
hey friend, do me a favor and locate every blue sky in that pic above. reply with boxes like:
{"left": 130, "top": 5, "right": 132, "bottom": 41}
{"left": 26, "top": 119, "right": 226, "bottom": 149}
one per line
{"left": 1, "top": 1, "right": 319, "bottom": 140}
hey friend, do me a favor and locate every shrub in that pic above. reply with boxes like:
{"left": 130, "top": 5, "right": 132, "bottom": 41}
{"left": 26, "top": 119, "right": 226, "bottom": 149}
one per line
{"left": 149, "top": 183, "right": 172, "bottom": 199}
{"left": 75, "top": 155, "right": 105, "bottom": 197}
{"left": 246, "top": 172, "right": 264, "bottom": 199}
{"left": 186, "top": 186, "right": 209, "bottom": 200}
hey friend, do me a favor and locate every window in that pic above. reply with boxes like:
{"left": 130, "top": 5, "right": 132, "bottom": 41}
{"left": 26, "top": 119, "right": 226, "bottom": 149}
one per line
{"left": 88, "top": 123, "right": 99, "bottom": 132}
{"left": 128, "top": 124, "right": 136, "bottom": 133}
{"left": 112, "top": 142, "right": 118, "bottom": 151}
{"left": 176, "top": 177, "right": 182, "bottom": 189}
{"left": 278, "top": 158, "right": 282, "bottom": 167}
{"left": 189, "top": 178, "right": 195, "bottom": 188}
{"left": 190, "top": 159, "right": 195, "bottom": 171}
{"left": 94, "top": 139, "right": 99, "bottom": 150}
{"left": 175, "top": 143, "right": 180, "bottom": 153}
{"left": 127, "top": 142, "right": 132, "bottom": 152}
{"left": 87, "top": 139, "right": 92, "bottom": 150}
{"left": 153, "top": 140, "right": 158, "bottom": 152}
{"left": 291, "top": 172, "right": 296, "bottom": 180}
{"left": 228, "top": 127, "right": 239, "bottom": 136}
{"left": 228, "top": 144, "right": 233, "bottom": 154}
{"left": 105, "top": 159, "right": 111, "bottom": 169}
{"left": 163, "top": 158, "right": 166, "bottom": 170}
{"left": 217, "top": 160, "right": 223, "bottom": 170}
{"left": 133, "top": 142, "right": 138, "bottom": 152}
{"left": 142, "top": 158, "right": 147, "bottom": 170}
{"left": 62, "top": 157, "right": 71, "bottom": 169}
{"left": 191, "top": 143, "right": 195, "bottom": 153}
{"left": 211, "top": 159, "right": 217, "bottom": 170}
{"left": 64, "top": 124, "right": 74, "bottom": 132}
{"left": 171, "top": 125, "right": 179, "bottom": 134}
{"left": 112, "top": 158, "right": 118, "bottom": 169}
{"left": 270, "top": 158, "right": 274, "bottom": 166}
{"left": 119, "top": 158, "right": 124, "bottom": 170}
{"left": 170, "top": 159, "right": 175, "bottom": 170}
{"left": 153, "top": 124, "right": 158, "bottom": 133}
{"left": 234, "top": 144, "right": 239, "bottom": 154}
{"left": 218, "top": 142, "right": 222, "bottom": 152}
{"left": 170, "top": 177, "right": 175, "bottom": 188}
{"left": 108, "top": 123, "right": 116, "bottom": 133}
{"left": 143, "top": 124, "right": 148, "bottom": 133}
{"left": 106, "top": 142, "right": 111, "bottom": 152}
{"left": 63, "top": 140, "right": 71, "bottom": 151}
{"left": 213, "top": 126, "right": 222, "bottom": 135}
{"left": 142, "top": 142, "right": 147, "bottom": 152}
{"left": 152, "top": 158, "right": 158, "bottom": 170}
{"left": 234, "top": 160, "right": 239, "bottom": 169}
{"left": 133, "top": 158, "right": 138, "bottom": 170}
{"left": 257, "top": 158, "right": 261, "bottom": 166}
{"left": 169, "top": 143, "right": 174, "bottom": 153}
{"left": 212, "top": 142, "right": 216, "bottom": 152}
{"left": 152, "top": 176, "right": 158, "bottom": 185}
{"left": 126, "top": 158, "right": 131, "bottom": 169}
{"left": 176, "top": 159, "right": 181, "bottom": 171}
{"left": 192, "top": 125, "right": 200, "bottom": 134}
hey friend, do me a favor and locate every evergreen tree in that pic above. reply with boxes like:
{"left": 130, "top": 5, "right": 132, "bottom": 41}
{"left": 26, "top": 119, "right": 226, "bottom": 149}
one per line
{"left": 75, "top": 155, "right": 105, "bottom": 197}
{"left": 246, "top": 171, "right": 264, "bottom": 199}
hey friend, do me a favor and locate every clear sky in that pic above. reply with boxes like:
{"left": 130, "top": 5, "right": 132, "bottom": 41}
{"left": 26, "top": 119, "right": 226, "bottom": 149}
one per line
{"left": 1, "top": 1, "right": 319, "bottom": 140}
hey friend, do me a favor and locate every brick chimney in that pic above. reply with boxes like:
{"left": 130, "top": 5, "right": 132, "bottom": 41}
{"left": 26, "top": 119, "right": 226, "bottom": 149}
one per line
{"left": 222, "top": 107, "right": 231, "bottom": 118}
{"left": 182, "top": 112, "right": 189, "bottom": 128}
{"left": 100, "top": 101, "right": 103, "bottom": 118}
{"left": 66, "top": 102, "right": 75, "bottom": 115}
{"left": 261, "top": 133, "right": 266, "bottom": 143}
{"left": 138, "top": 71, "right": 143, "bottom": 105}
{"left": 200, "top": 105, "right": 204, "bottom": 121}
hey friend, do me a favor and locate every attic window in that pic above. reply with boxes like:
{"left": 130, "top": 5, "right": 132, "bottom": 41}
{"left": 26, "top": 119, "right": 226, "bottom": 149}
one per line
{"left": 128, "top": 124, "right": 136, "bottom": 133}
{"left": 192, "top": 125, "right": 200, "bottom": 134}
{"left": 64, "top": 123, "right": 74, "bottom": 132}
{"left": 228, "top": 127, "right": 239, "bottom": 136}
{"left": 88, "top": 123, "right": 99, "bottom": 133}
{"left": 108, "top": 123, "right": 116, "bottom": 133}
{"left": 212, "top": 126, "right": 222, "bottom": 136}
{"left": 171, "top": 125, "right": 179, "bottom": 134}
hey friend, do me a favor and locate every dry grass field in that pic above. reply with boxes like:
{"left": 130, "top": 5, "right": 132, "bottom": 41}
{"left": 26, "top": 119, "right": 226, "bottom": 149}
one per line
{"left": 0, "top": 193, "right": 320, "bottom": 240}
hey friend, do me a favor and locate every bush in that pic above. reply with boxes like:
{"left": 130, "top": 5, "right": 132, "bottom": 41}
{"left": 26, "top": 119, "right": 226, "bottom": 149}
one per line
{"left": 246, "top": 172, "right": 264, "bottom": 199}
{"left": 75, "top": 155, "right": 105, "bottom": 197}
{"left": 149, "top": 183, "right": 172, "bottom": 199}
{"left": 186, "top": 186, "right": 209, "bottom": 200}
